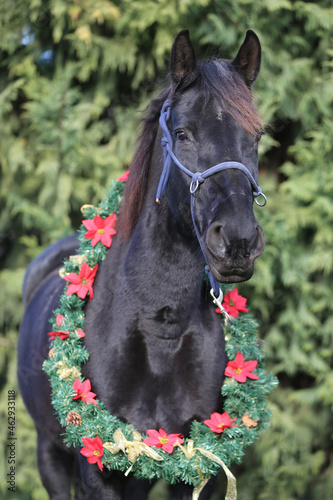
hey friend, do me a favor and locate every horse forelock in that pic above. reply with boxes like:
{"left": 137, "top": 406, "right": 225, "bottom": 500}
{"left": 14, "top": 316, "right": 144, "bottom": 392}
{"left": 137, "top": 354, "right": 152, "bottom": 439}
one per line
{"left": 118, "top": 57, "right": 262, "bottom": 240}
{"left": 199, "top": 58, "right": 263, "bottom": 136}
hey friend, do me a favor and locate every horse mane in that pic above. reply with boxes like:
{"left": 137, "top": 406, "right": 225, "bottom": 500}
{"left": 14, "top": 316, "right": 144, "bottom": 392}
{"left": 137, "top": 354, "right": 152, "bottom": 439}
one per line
{"left": 117, "top": 85, "right": 171, "bottom": 240}
{"left": 118, "top": 58, "right": 263, "bottom": 240}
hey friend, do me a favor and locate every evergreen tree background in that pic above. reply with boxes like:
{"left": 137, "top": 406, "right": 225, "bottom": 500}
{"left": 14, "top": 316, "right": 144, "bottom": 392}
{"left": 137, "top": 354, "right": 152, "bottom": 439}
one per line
{"left": 0, "top": 0, "right": 332, "bottom": 498}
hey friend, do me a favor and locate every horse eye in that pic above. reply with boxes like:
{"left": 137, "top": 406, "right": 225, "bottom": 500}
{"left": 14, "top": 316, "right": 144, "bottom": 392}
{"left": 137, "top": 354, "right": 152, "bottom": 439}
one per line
{"left": 176, "top": 131, "right": 187, "bottom": 142}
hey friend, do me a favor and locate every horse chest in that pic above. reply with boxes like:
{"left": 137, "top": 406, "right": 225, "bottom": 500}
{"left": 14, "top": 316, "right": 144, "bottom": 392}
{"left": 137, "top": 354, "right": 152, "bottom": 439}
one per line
{"left": 84, "top": 315, "right": 226, "bottom": 434}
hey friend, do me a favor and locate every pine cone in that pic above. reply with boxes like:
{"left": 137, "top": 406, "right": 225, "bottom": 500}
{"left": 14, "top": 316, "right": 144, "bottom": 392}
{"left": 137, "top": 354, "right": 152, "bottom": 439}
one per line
{"left": 241, "top": 412, "right": 258, "bottom": 428}
{"left": 66, "top": 411, "right": 82, "bottom": 426}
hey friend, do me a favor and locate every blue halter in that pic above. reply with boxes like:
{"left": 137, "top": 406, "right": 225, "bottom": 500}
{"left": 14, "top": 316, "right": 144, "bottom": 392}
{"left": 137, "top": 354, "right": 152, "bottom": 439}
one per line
{"left": 156, "top": 99, "right": 267, "bottom": 301}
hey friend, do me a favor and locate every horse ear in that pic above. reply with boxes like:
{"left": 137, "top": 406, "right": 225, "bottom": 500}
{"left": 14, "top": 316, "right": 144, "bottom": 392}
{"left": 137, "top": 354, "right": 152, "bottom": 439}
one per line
{"left": 170, "top": 29, "right": 196, "bottom": 84}
{"left": 232, "top": 30, "right": 261, "bottom": 87}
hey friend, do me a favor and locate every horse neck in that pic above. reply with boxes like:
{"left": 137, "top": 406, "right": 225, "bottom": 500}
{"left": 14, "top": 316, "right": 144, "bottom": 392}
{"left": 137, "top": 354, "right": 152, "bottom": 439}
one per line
{"left": 120, "top": 139, "right": 206, "bottom": 334}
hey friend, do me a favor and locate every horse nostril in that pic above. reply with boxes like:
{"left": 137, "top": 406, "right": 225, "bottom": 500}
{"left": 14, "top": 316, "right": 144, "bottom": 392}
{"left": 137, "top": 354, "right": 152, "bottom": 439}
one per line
{"left": 207, "top": 221, "right": 264, "bottom": 262}
{"left": 206, "top": 223, "right": 226, "bottom": 257}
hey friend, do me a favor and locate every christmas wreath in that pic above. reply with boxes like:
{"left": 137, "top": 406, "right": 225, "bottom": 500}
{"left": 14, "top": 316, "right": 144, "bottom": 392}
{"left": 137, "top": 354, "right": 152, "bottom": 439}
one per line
{"left": 43, "top": 171, "right": 278, "bottom": 500}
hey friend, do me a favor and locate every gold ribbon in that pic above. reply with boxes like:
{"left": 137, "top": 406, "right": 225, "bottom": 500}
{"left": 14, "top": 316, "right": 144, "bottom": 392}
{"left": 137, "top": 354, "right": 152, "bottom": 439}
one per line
{"left": 103, "top": 428, "right": 163, "bottom": 475}
{"left": 81, "top": 204, "right": 95, "bottom": 214}
{"left": 175, "top": 440, "right": 237, "bottom": 500}
{"left": 192, "top": 478, "right": 209, "bottom": 500}
{"left": 43, "top": 357, "right": 81, "bottom": 380}
{"left": 55, "top": 361, "right": 81, "bottom": 380}
{"left": 59, "top": 254, "right": 87, "bottom": 278}
{"left": 103, "top": 431, "right": 236, "bottom": 499}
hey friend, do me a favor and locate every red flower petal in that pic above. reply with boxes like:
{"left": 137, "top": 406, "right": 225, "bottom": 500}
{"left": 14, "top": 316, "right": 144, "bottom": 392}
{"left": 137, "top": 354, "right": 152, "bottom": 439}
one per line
{"left": 66, "top": 284, "right": 83, "bottom": 297}
{"left": 220, "top": 289, "right": 249, "bottom": 317}
{"left": 228, "top": 289, "right": 239, "bottom": 301}
{"left": 73, "top": 378, "right": 82, "bottom": 392}
{"left": 234, "top": 351, "right": 245, "bottom": 365}
{"left": 84, "top": 392, "right": 98, "bottom": 405}
{"left": 104, "top": 214, "right": 117, "bottom": 227}
{"left": 93, "top": 215, "right": 105, "bottom": 229}
{"left": 88, "top": 264, "right": 98, "bottom": 279}
{"left": 64, "top": 273, "right": 82, "bottom": 285}
{"left": 224, "top": 366, "right": 234, "bottom": 378}
{"left": 162, "top": 442, "right": 174, "bottom": 454}
{"left": 81, "top": 379, "right": 91, "bottom": 393}
{"left": 143, "top": 428, "right": 183, "bottom": 453}
{"left": 246, "top": 373, "right": 259, "bottom": 380}
{"left": 77, "top": 286, "right": 90, "bottom": 300}
{"left": 117, "top": 170, "right": 130, "bottom": 182}
{"left": 50, "top": 331, "right": 69, "bottom": 341}
{"left": 146, "top": 429, "right": 161, "bottom": 441}
{"left": 142, "top": 436, "right": 159, "bottom": 447}
{"left": 72, "top": 378, "right": 97, "bottom": 404}
{"left": 203, "top": 411, "right": 238, "bottom": 433}
{"left": 80, "top": 447, "right": 95, "bottom": 458}
{"left": 234, "top": 371, "right": 248, "bottom": 383}
{"left": 80, "top": 436, "right": 104, "bottom": 470}
{"left": 82, "top": 219, "right": 96, "bottom": 231}
{"left": 243, "top": 360, "right": 258, "bottom": 371}
{"left": 225, "top": 351, "right": 259, "bottom": 382}
{"left": 56, "top": 314, "right": 65, "bottom": 326}
{"left": 84, "top": 229, "right": 97, "bottom": 239}
{"left": 226, "top": 360, "right": 238, "bottom": 370}
{"left": 83, "top": 215, "right": 116, "bottom": 248}
{"left": 65, "top": 263, "right": 98, "bottom": 300}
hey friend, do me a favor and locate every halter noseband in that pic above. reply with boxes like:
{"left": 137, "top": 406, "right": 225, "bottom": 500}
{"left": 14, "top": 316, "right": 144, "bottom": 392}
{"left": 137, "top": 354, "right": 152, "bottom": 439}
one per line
{"left": 156, "top": 99, "right": 267, "bottom": 308}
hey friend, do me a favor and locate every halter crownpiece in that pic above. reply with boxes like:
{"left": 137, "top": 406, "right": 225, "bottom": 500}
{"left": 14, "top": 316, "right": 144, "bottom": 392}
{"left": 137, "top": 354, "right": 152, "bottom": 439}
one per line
{"left": 157, "top": 99, "right": 267, "bottom": 303}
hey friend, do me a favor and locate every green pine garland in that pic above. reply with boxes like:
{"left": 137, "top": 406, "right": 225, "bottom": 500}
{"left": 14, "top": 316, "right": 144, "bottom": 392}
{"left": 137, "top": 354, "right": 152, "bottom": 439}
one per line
{"left": 43, "top": 177, "right": 278, "bottom": 495}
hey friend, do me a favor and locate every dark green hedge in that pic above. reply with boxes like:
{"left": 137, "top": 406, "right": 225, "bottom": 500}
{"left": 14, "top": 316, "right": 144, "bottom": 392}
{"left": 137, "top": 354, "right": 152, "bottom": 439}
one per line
{"left": 1, "top": 1, "right": 332, "bottom": 498}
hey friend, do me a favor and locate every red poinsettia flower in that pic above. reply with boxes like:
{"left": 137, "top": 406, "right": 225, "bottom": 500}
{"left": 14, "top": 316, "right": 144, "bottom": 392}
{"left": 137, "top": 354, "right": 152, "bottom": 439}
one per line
{"left": 76, "top": 329, "right": 85, "bottom": 338}
{"left": 80, "top": 436, "right": 104, "bottom": 471}
{"left": 56, "top": 314, "right": 65, "bottom": 326}
{"left": 64, "top": 262, "right": 98, "bottom": 300}
{"left": 117, "top": 170, "right": 130, "bottom": 182}
{"left": 48, "top": 329, "right": 85, "bottom": 341}
{"left": 225, "top": 351, "right": 259, "bottom": 383}
{"left": 48, "top": 330, "right": 70, "bottom": 341}
{"left": 203, "top": 412, "right": 238, "bottom": 433}
{"left": 143, "top": 428, "right": 184, "bottom": 454}
{"left": 215, "top": 288, "right": 249, "bottom": 318}
{"left": 82, "top": 214, "right": 117, "bottom": 248}
{"left": 72, "top": 378, "right": 97, "bottom": 405}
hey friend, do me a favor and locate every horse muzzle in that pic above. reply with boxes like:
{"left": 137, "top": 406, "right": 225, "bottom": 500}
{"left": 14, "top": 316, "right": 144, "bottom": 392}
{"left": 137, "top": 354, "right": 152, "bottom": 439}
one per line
{"left": 205, "top": 223, "right": 265, "bottom": 283}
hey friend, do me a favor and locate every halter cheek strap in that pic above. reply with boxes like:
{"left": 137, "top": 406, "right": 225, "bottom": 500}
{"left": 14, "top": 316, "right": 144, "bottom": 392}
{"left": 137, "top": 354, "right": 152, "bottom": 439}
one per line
{"left": 156, "top": 99, "right": 267, "bottom": 309}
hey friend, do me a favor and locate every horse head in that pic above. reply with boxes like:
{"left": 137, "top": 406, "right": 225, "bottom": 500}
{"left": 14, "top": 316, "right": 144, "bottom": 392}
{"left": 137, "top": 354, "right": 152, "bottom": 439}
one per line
{"left": 160, "top": 29, "right": 265, "bottom": 283}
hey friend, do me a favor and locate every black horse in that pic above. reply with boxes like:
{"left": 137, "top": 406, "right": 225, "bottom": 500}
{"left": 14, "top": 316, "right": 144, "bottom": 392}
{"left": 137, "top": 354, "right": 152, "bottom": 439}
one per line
{"left": 18, "top": 29, "right": 265, "bottom": 500}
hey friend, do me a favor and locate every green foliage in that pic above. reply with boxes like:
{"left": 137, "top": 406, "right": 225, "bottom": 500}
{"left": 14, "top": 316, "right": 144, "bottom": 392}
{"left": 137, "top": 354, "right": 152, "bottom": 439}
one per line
{"left": 1, "top": 0, "right": 333, "bottom": 498}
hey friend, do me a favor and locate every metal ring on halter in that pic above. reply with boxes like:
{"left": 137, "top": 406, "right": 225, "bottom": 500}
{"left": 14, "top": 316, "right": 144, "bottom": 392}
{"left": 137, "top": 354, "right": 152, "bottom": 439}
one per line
{"left": 190, "top": 179, "right": 199, "bottom": 194}
{"left": 254, "top": 192, "right": 267, "bottom": 207}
